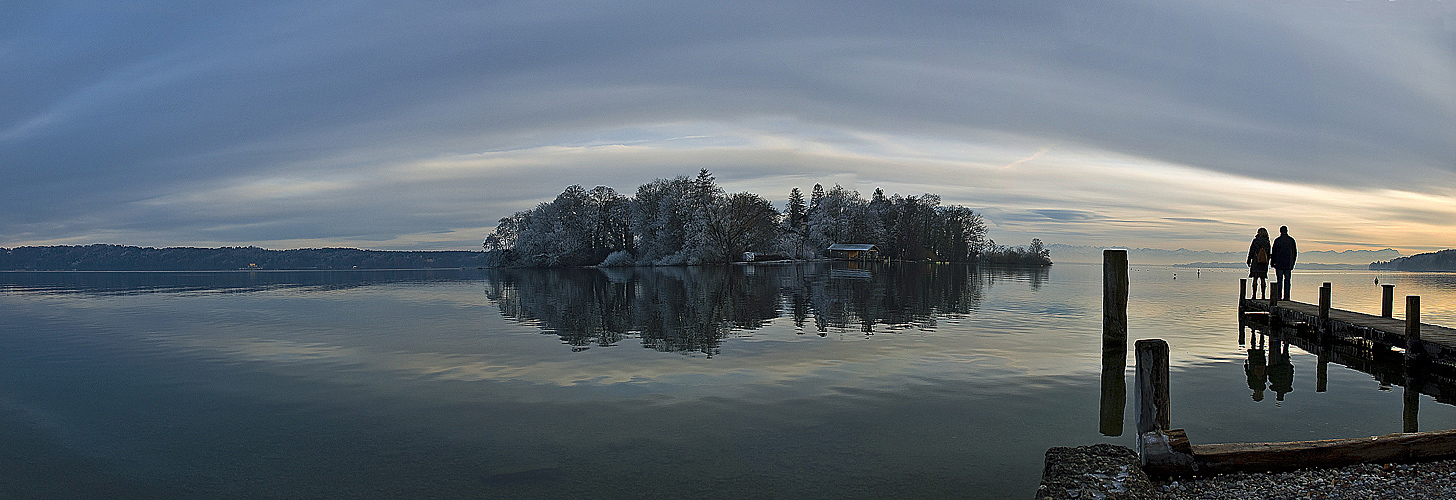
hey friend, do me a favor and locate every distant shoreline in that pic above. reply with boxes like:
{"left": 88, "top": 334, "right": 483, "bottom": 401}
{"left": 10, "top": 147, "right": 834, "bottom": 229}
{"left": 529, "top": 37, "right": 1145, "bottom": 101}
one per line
{"left": 1170, "top": 262, "right": 1369, "bottom": 270}
{"left": 1, "top": 244, "right": 494, "bottom": 271}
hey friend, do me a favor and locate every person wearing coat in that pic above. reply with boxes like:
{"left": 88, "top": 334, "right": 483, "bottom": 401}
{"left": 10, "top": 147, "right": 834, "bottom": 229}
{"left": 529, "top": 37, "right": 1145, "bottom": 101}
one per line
{"left": 1271, "top": 226, "right": 1298, "bottom": 300}
{"left": 1246, "top": 228, "right": 1272, "bottom": 299}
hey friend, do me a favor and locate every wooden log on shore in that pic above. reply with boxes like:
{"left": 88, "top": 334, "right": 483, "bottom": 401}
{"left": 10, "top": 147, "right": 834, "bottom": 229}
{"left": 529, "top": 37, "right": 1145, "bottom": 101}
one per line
{"left": 1188, "top": 429, "right": 1456, "bottom": 475}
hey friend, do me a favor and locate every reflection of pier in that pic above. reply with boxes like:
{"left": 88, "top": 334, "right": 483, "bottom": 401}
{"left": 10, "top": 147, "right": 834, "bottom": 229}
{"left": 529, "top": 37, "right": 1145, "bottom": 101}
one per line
{"left": 1243, "top": 318, "right": 1456, "bottom": 408}
{"left": 1240, "top": 279, "right": 1456, "bottom": 365}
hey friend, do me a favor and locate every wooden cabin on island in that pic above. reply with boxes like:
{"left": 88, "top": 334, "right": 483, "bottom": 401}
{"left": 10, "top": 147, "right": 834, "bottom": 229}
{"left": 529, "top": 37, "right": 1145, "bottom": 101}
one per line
{"left": 826, "top": 243, "right": 879, "bottom": 260}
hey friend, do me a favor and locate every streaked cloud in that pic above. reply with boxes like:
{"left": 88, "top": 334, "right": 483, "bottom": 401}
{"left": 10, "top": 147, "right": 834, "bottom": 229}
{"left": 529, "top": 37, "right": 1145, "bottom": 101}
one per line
{"left": 2, "top": 0, "right": 1453, "bottom": 253}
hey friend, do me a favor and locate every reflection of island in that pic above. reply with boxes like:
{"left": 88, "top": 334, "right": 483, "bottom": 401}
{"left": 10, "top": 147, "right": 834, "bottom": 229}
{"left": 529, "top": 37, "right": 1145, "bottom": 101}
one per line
{"left": 482, "top": 263, "right": 1019, "bottom": 355}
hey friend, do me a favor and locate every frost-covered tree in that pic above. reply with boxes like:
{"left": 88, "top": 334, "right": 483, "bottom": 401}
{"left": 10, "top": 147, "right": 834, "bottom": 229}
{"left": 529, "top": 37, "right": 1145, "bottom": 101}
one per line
{"left": 776, "top": 187, "right": 809, "bottom": 259}
{"left": 700, "top": 192, "right": 780, "bottom": 261}
{"left": 483, "top": 173, "right": 1009, "bottom": 267}
{"left": 631, "top": 176, "right": 695, "bottom": 264}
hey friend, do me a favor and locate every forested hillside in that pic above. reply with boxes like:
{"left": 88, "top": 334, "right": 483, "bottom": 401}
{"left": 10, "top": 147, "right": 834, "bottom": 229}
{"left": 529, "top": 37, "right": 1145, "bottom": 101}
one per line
{"left": 1371, "top": 249, "right": 1456, "bottom": 271}
{"left": 484, "top": 170, "right": 1051, "bottom": 267}
{"left": 0, "top": 245, "right": 492, "bottom": 271}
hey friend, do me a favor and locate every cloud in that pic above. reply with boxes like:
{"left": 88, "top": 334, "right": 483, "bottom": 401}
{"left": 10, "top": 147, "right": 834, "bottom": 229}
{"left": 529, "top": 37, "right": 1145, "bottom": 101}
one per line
{"left": 2, "top": 0, "right": 1453, "bottom": 251}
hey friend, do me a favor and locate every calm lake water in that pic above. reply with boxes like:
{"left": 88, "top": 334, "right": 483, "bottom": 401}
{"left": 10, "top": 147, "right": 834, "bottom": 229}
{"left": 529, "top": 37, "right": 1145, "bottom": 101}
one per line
{"left": 4, "top": 263, "right": 1456, "bottom": 499}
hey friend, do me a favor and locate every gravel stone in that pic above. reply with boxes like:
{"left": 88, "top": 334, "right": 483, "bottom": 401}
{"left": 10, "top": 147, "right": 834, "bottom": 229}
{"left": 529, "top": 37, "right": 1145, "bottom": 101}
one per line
{"left": 1149, "top": 459, "right": 1456, "bottom": 500}
{"left": 1037, "top": 444, "right": 1155, "bottom": 500}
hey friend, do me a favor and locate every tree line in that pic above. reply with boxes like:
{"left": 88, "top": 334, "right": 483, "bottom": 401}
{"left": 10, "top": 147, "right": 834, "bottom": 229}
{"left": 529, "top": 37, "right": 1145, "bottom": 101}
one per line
{"left": 483, "top": 169, "right": 1052, "bottom": 267}
{"left": 1370, "top": 249, "right": 1456, "bottom": 272}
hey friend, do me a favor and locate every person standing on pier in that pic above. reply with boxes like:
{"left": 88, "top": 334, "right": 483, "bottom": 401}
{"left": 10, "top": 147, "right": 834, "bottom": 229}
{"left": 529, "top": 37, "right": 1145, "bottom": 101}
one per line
{"left": 1247, "top": 228, "right": 1272, "bottom": 299}
{"left": 1271, "top": 226, "right": 1297, "bottom": 300}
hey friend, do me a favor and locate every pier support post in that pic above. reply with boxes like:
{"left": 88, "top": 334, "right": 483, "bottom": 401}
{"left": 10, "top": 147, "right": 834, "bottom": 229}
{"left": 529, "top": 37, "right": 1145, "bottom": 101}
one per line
{"left": 1406, "top": 296, "right": 1422, "bottom": 364}
{"left": 1239, "top": 279, "right": 1247, "bottom": 311}
{"left": 1136, "top": 339, "right": 1170, "bottom": 435}
{"left": 1135, "top": 338, "right": 1193, "bottom": 472}
{"left": 1101, "top": 249, "right": 1129, "bottom": 437}
{"left": 1270, "top": 282, "right": 1280, "bottom": 308}
{"left": 1382, "top": 284, "right": 1396, "bottom": 318}
{"left": 1104, "top": 250, "right": 1129, "bottom": 345}
{"left": 1318, "top": 283, "right": 1332, "bottom": 337}
{"left": 1404, "top": 375, "right": 1421, "bottom": 433}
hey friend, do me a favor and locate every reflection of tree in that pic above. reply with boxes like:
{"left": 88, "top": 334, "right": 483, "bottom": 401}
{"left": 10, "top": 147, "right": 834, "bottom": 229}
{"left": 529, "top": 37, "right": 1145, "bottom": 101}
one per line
{"left": 483, "top": 263, "right": 1011, "bottom": 354}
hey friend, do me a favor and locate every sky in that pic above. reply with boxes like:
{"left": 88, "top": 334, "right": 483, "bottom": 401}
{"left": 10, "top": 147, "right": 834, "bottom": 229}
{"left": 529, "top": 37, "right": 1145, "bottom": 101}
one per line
{"left": 3, "top": 1, "right": 1454, "bottom": 254}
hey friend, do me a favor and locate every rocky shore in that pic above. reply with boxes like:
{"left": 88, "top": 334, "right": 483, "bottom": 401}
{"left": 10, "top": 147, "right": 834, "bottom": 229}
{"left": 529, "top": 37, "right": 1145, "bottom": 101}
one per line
{"left": 1037, "top": 444, "right": 1456, "bottom": 500}
{"left": 1150, "top": 459, "right": 1456, "bottom": 500}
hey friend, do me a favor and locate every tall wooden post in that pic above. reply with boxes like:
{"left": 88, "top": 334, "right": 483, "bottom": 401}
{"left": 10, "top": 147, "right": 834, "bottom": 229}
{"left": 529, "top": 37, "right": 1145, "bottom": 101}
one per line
{"left": 1101, "top": 250, "right": 1129, "bottom": 436}
{"left": 1104, "top": 250, "right": 1129, "bottom": 344}
{"left": 1318, "top": 282, "right": 1332, "bottom": 335}
{"left": 1406, "top": 296, "right": 1422, "bottom": 364}
{"left": 1382, "top": 284, "right": 1396, "bottom": 318}
{"left": 1136, "top": 339, "right": 1171, "bottom": 435}
{"left": 1270, "top": 282, "right": 1280, "bottom": 307}
{"left": 1239, "top": 278, "right": 1247, "bottom": 311}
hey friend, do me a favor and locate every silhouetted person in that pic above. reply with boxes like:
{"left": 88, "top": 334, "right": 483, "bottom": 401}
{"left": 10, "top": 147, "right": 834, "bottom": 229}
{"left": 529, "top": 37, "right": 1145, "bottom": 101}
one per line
{"left": 1271, "top": 226, "right": 1297, "bottom": 300}
{"left": 1247, "top": 228, "right": 1271, "bottom": 299}
{"left": 1246, "top": 348, "right": 1268, "bottom": 402}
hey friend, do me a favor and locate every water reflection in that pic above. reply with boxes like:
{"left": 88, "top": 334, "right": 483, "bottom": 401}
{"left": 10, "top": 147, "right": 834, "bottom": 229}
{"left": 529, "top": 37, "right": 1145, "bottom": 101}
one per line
{"left": 1238, "top": 315, "right": 1456, "bottom": 431}
{"left": 1098, "top": 336, "right": 1126, "bottom": 436}
{"left": 0, "top": 269, "right": 484, "bottom": 296}
{"left": 482, "top": 263, "right": 1025, "bottom": 355}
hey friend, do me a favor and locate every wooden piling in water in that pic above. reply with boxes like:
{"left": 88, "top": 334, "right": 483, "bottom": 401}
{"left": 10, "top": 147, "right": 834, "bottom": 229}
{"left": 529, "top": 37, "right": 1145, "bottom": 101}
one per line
{"left": 1407, "top": 296, "right": 1422, "bottom": 363}
{"left": 1239, "top": 278, "right": 1247, "bottom": 310}
{"left": 1104, "top": 250, "right": 1128, "bottom": 344}
{"left": 1382, "top": 284, "right": 1396, "bottom": 318}
{"left": 1136, "top": 339, "right": 1170, "bottom": 434}
{"left": 1100, "top": 249, "right": 1129, "bottom": 437}
{"left": 1318, "top": 283, "right": 1331, "bottom": 324}
{"left": 1134, "top": 338, "right": 1194, "bottom": 473}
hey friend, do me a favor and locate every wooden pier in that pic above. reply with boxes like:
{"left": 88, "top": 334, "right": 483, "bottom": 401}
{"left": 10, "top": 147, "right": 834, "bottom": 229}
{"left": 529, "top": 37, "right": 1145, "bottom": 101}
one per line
{"left": 1238, "top": 280, "right": 1456, "bottom": 366}
{"left": 1100, "top": 252, "right": 1456, "bottom": 476}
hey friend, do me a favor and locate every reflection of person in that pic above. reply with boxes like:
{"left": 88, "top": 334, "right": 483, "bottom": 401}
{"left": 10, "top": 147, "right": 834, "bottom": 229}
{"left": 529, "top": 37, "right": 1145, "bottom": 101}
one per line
{"left": 1246, "top": 228, "right": 1271, "bottom": 299}
{"left": 1267, "top": 340, "right": 1295, "bottom": 402}
{"left": 1245, "top": 348, "right": 1268, "bottom": 402}
{"left": 1271, "top": 226, "right": 1297, "bottom": 300}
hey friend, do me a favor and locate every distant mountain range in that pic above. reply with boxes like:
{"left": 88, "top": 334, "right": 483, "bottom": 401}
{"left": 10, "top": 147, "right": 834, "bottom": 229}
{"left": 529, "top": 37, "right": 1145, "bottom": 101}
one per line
{"left": 1370, "top": 249, "right": 1456, "bottom": 272}
{"left": 1046, "top": 244, "right": 1402, "bottom": 266}
{"left": 0, "top": 245, "right": 494, "bottom": 271}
